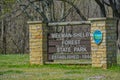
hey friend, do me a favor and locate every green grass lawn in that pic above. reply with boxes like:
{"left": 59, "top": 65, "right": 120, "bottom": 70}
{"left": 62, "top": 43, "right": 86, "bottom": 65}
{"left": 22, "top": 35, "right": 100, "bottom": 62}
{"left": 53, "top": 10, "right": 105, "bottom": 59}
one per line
{"left": 0, "top": 54, "right": 120, "bottom": 80}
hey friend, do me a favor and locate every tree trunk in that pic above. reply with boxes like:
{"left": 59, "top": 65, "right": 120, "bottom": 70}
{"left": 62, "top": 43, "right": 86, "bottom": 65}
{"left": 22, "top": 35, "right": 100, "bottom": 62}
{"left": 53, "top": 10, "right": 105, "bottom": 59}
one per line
{"left": 1, "top": 19, "right": 7, "bottom": 54}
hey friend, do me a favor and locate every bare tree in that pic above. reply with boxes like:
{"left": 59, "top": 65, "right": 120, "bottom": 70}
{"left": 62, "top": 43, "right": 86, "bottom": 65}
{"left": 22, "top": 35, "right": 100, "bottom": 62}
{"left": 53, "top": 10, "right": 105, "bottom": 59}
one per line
{"left": 0, "top": 0, "right": 120, "bottom": 54}
{"left": 94, "top": 0, "right": 120, "bottom": 52}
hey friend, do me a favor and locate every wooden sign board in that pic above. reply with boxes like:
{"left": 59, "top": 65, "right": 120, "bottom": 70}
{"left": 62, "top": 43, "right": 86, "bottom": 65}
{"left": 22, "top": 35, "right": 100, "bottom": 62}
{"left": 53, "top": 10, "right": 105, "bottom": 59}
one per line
{"left": 48, "top": 25, "right": 91, "bottom": 60}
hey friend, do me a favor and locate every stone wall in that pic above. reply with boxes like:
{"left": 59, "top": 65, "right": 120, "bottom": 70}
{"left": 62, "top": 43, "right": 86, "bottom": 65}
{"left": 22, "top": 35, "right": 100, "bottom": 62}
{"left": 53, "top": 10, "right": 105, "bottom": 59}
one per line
{"left": 28, "top": 21, "right": 47, "bottom": 65}
{"left": 28, "top": 18, "right": 117, "bottom": 69}
{"left": 90, "top": 18, "right": 117, "bottom": 69}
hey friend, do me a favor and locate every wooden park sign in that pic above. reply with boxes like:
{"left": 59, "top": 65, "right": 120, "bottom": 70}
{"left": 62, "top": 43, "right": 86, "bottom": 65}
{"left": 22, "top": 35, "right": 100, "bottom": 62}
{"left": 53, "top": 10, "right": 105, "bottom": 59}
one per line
{"left": 47, "top": 22, "right": 91, "bottom": 60}
{"left": 28, "top": 18, "right": 117, "bottom": 69}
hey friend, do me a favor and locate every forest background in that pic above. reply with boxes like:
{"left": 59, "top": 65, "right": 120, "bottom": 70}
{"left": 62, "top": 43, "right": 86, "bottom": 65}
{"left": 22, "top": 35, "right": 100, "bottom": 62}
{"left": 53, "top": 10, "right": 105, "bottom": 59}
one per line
{"left": 0, "top": 0, "right": 120, "bottom": 54}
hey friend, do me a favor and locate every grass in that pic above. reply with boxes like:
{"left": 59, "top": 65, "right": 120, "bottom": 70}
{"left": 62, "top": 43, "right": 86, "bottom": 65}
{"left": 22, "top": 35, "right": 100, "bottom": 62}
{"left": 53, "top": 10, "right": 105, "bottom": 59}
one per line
{"left": 0, "top": 54, "right": 120, "bottom": 80}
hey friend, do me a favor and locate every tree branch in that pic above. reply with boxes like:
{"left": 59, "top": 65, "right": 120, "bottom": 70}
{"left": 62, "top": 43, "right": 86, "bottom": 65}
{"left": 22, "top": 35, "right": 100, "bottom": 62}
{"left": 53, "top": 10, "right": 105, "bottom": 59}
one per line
{"left": 95, "top": 0, "right": 106, "bottom": 17}
{"left": 58, "top": 0, "right": 87, "bottom": 20}
{"left": 17, "top": 0, "right": 33, "bottom": 20}
{"left": 28, "top": 0, "right": 48, "bottom": 22}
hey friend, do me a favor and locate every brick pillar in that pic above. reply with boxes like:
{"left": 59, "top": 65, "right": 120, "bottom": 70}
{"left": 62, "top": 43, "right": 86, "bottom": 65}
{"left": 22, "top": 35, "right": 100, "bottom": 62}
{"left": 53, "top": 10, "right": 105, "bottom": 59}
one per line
{"left": 89, "top": 18, "right": 117, "bottom": 69}
{"left": 28, "top": 21, "right": 47, "bottom": 65}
